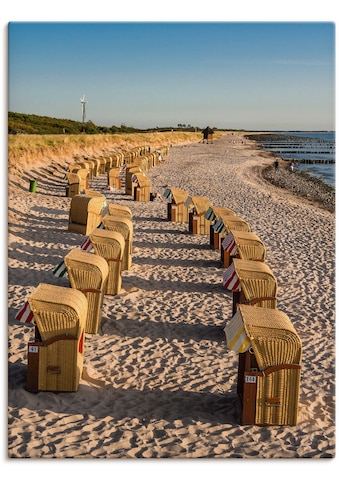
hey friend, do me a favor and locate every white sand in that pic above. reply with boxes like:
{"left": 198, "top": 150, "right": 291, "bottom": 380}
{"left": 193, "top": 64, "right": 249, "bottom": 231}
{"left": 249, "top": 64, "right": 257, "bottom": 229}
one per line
{"left": 7, "top": 133, "right": 335, "bottom": 463}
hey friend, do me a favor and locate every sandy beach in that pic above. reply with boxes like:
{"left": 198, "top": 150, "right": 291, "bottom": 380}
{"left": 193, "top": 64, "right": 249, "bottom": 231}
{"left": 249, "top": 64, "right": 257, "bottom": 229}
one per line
{"left": 7, "top": 133, "right": 335, "bottom": 463}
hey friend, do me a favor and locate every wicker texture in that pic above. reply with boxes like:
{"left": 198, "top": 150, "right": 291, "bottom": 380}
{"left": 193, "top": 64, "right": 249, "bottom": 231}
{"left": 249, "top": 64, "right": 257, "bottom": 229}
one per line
{"left": 231, "top": 230, "right": 266, "bottom": 261}
{"left": 90, "top": 228, "right": 125, "bottom": 295}
{"left": 208, "top": 206, "right": 236, "bottom": 222}
{"left": 233, "top": 259, "right": 278, "bottom": 308}
{"left": 239, "top": 305, "right": 302, "bottom": 368}
{"left": 68, "top": 195, "right": 107, "bottom": 235}
{"left": 29, "top": 283, "right": 87, "bottom": 340}
{"left": 102, "top": 216, "right": 133, "bottom": 270}
{"left": 185, "top": 196, "right": 211, "bottom": 215}
{"left": 108, "top": 203, "right": 133, "bottom": 220}
{"left": 217, "top": 215, "right": 251, "bottom": 235}
{"left": 27, "top": 283, "right": 87, "bottom": 392}
{"left": 64, "top": 249, "right": 109, "bottom": 333}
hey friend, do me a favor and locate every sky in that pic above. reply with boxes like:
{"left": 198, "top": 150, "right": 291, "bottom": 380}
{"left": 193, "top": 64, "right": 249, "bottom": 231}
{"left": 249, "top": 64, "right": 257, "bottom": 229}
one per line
{"left": 7, "top": 20, "right": 335, "bottom": 131}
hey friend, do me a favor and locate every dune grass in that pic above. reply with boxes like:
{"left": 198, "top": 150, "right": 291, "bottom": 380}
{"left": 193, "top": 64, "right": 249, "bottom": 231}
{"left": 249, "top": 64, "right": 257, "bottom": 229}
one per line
{"left": 8, "top": 131, "right": 225, "bottom": 170}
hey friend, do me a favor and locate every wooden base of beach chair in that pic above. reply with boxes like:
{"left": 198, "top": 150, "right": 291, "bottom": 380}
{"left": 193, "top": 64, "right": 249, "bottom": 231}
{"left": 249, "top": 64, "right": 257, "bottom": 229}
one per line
{"left": 26, "top": 332, "right": 84, "bottom": 392}
{"left": 210, "top": 226, "right": 222, "bottom": 250}
{"left": 168, "top": 202, "right": 188, "bottom": 223}
{"left": 238, "top": 350, "right": 301, "bottom": 426}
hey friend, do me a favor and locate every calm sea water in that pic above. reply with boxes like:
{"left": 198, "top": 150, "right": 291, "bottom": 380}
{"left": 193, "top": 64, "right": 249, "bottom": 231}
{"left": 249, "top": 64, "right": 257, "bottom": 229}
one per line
{"left": 269, "top": 132, "right": 335, "bottom": 188}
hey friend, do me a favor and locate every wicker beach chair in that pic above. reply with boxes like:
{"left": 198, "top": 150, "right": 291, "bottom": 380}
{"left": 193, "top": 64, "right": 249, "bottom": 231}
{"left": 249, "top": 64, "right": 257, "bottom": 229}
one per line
{"left": 107, "top": 167, "right": 122, "bottom": 190}
{"left": 224, "top": 304, "right": 302, "bottom": 425}
{"left": 89, "top": 228, "right": 125, "bottom": 295}
{"left": 85, "top": 160, "right": 96, "bottom": 180}
{"left": 87, "top": 158, "right": 100, "bottom": 177}
{"left": 26, "top": 283, "right": 88, "bottom": 392}
{"left": 68, "top": 194, "right": 107, "bottom": 235}
{"left": 163, "top": 188, "right": 189, "bottom": 223}
{"left": 215, "top": 215, "right": 251, "bottom": 265}
{"left": 110, "top": 152, "right": 124, "bottom": 168}
{"left": 68, "top": 164, "right": 82, "bottom": 173}
{"left": 125, "top": 166, "right": 143, "bottom": 196}
{"left": 66, "top": 172, "right": 80, "bottom": 197}
{"left": 223, "top": 259, "right": 278, "bottom": 314}
{"left": 185, "top": 196, "right": 212, "bottom": 235}
{"left": 133, "top": 173, "right": 151, "bottom": 202}
{"left": 74, "top": 168, "right": 89, "bottom": 192}
{"left": 75, "top": 161, "right": 92, "bottom": 180}
{"left": 102, "top": 215, "right": 133, "bottom": 270}
{"left": 108, "top": 203, "right": 133, "bottom": 221}
{"left": 64, "top": 249, "right": 109, "bottom": 333}
{"left": 222, "top": 230, "right": 266, "bottom": 268}
{"left": 205, "top": 206, "right": 237, "bottom": 249}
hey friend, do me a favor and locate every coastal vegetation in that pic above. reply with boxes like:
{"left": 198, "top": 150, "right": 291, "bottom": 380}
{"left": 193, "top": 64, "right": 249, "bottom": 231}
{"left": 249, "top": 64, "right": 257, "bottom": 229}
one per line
{"left": 8, "top": 111, "right": 218, "bottom": 135}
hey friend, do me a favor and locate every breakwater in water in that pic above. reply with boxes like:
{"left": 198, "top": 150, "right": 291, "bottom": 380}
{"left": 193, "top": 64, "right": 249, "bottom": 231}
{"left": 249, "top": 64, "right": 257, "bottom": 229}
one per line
{"left": 247, "top": 132, "right": 335, "bottom": 188}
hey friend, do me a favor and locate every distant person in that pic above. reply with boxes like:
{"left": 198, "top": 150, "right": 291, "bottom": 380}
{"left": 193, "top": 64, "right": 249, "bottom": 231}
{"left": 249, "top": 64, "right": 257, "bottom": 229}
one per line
{"left": 202, "top": 126, "right": 214, "bottom": 144}
{"left": 289, "top": 161, "right": 295, "bottom": 172}
{"left": 274, "top": 159, "right": 279, "bottom": 171}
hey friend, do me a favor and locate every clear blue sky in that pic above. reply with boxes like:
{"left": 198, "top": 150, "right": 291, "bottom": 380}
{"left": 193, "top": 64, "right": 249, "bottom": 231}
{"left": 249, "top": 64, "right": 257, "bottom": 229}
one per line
{"left": 8, "top": 21, "right": 335, "bottom": 130}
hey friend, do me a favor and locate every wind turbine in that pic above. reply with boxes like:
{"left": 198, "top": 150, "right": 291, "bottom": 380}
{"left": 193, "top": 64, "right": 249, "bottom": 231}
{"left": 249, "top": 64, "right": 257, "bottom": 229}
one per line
{"left": 80, "top": 94, "right": 87, "bottom": 123}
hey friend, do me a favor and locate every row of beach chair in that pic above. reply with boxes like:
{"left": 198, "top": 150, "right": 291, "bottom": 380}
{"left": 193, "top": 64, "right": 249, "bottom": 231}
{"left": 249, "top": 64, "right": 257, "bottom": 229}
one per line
{"left": 164, "top": 186, "right": 302, "bottom": 426}
{"left": 17, "top": 145, "right": 170, "bottom": 394}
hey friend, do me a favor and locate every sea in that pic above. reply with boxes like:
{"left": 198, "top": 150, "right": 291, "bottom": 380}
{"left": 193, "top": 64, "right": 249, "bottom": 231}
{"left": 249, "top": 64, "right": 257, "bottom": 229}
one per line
{"left": 250, "top": 131, "right": 335, "bottom": 188}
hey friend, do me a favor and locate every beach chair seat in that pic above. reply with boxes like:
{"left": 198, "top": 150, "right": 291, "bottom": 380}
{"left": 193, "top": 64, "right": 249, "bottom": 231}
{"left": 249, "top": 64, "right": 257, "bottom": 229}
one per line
{"left": 163, "top": 188, "right": 189, "bottom": 223}
{"left": 224, "top": 304, "right": 302, "bottom": 425}
{"left": 64, "top": 249, "right": 109, "bottom": 333}
{"left": 68, "top": 194, "right": 107, "bottom": 235}
{"left": 223, "top": 259, "right": 278, "bottom": 315}
{"left": 90, "top": 228, "right": 125, "bottom": 295}
{"left": 102, "top": 215, "right": 133, "bottom": 270}
{"left": 26, "top": 283, "right": 88, "bottom": 392}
